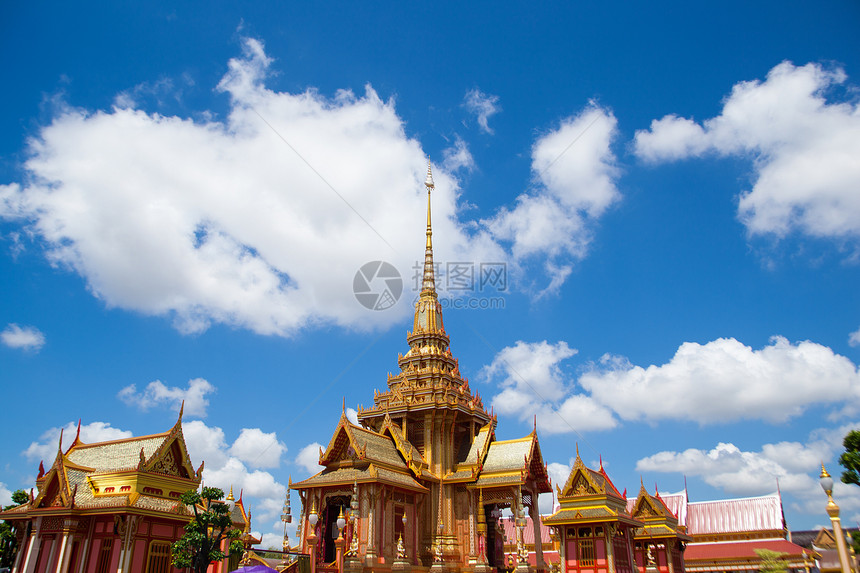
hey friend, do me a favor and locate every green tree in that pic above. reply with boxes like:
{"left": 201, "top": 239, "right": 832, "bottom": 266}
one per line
{"left": 1, "top": 489, "right": 31, "bottom": 568}
{"left": 171, "top": 487, "right": 243, "bottom": 573}
{"left": 839, "top": 430, "right": 860, "bottom": 486}
{"left": 754, "top": 549, "right": 788, "bottom": 573}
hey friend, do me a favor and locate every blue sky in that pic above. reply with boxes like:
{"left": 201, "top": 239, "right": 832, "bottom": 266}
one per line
{"left": 2, "top": 0, "right": 860, "bottom": 546}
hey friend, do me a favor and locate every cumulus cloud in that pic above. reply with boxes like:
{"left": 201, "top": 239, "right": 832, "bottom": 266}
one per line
{"left": 634, "top": 61, "right": 860, "bottom": 240}
{"left": 636, "top": 421, "right": 860, "bottom": 522}
{"left": 463, "top": 89, "right": 501, "bottom": 134}
{"left": 488, "top": 104, "right": 620, "bottom": 267}
{"left": 484, "top": 340, "right": 617, "bottom": 433}
{"left": 229, "top": 428, "right": 287, "bottom": 469}
{"left": 849, "top": 326, "right": 860, "bottom": 347}
{"left": 118, "top": 377, "right": 215, "bottom": 417}
{"left": 484, "top": 336, "right": 860, "bottom": 433}
{"left": 0, "top": 38, "right": 625, "bottom": 334}
{"left": 180, "top": 420, "right": 289, "bottom": 528}
{"left": 23, "top": 421, "right": 133, "bottom": 463}
{"left": 1, "top": 324, "right": 45, "bottom": 351}
{"left": 581, "top": 336, "right": 860, "bottom": 424}
{"left": 296, "top": 442, "right": 324, "bottom": 476}
{"left": 0, "top": 38, "right": 504, "bottom": 337}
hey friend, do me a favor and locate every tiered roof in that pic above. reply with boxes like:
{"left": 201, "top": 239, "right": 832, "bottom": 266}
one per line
{"left": 544, "top": 449, "right": 639, "bottom": 527}
{"left": 0, "top": 409, "right": 202, "bottom": 521}
{"left": 291, "top": 411, "right": 428, "bottom": 493}
{"left": 629, "top": 483, "right": 691, "bottom": 542}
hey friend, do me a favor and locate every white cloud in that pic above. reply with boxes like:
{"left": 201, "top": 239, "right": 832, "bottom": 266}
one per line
{"left": 488, "top": 104, "right": 620, "bottom": 265}
{"left": 229, "top": 428, "right": 287, "bottom": 469}
{"left": 0, "top": 482, "right": 14, "bottom": 507}
{"left": 849, "top": 326, "right": 860, "bottom": 347}
{"left": 442, "top": 137, "right": 475, "bottom": 173}
{"left": 182, "top": 420, "right": 288, "bottom": 526}
{"left": 634, "top": 61, "right": 860, "bottom": 240}
{"left": 463, "top": 89, "right": 501, "bottom": 134}
{"left": 547, "top": 461, "right": 573, "bottom": 494}
{"left": 0, "top": 38, "right": 505, "bottom": 337}
{"left": 581, "top": 336, "right": 860, "bottom": 424}
{"left": 0, "top": 39, "right": 625, "bottom": 335}
{"left": 1, "top": 324, "right": 45, "bottom": 351}
{"left": 635, "top": 421, "right": 860, "bottom": 523}
{"left": 485, "top": 336, "right": 860, "bottom": 433}
{"left": 296, "top": 442, "right": 324, "bottom": 476}
{"left": 484, "top": 340, "right": 617, "bottom": 433}
{"left": 182, "top": 419, "right": 229, "bottom": 470}
{"left": 118, "top": 377, "right": 215, "bottom": 418}
{"left": 345, "top": 408, "right": 359, "bottom": 426}
{"left": 23, "top": 421, "right": 133, "bottom": 463}
{"left": 637, "top": 442, "right": 818, "bottom": 497}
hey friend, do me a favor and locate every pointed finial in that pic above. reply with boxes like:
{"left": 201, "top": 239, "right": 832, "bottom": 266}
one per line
{"left": 533, "top": 415, "right": 537, "bottom": 433}
{"left": 227, "top": 486, "right": 234, "bottom": 502}
{"left": 58, "top": 428, "right": 64, "bottom": 453}
{"left": 179, "top": 400, "right": 185, "bottom": 422}
{"left": 76, "top": 419, "right": 81, "bottom": 441}
{"left": 599, "top": 455, "right": 603, "bottom": 470}
{"left": 820, "top": 462, "right": 830, "bottom": 479}
{"left": 425, "top": 160, "right": 435, "bottom": 190}
{"left": 342, "top": 397, "right": 346, "bottom": 415}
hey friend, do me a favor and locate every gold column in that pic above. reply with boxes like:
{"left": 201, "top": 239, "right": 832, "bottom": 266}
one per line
{"left": 820, "top": 465, "right": 852, "bottom": 573}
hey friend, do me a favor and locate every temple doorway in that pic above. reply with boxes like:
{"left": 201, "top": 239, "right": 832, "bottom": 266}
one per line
{"left": 323, "top": 495, "right": 350, "bottom": 563}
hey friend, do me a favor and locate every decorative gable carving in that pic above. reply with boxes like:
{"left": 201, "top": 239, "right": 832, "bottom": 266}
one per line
{"left": 144, "top": 438, "right": 194, "bottom": 479}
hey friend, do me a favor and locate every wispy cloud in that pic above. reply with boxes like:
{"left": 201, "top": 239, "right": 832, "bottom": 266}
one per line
{"left": 1, "top": 323, "right": 45, "bottom": 352}
{"left": 463, "top": 88, "right": 501, "bottom": 134}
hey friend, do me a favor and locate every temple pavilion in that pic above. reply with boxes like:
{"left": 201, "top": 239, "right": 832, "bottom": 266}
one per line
{"left": 290, "top": 165, "right": 552, "bottom": 573}
{"left": 0, "top": 407, "right": 253, "bottom": 573}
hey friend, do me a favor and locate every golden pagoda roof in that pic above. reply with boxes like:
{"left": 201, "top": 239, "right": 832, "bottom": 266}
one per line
{"left": 472, "top": 431, "right": 550, "bottom": 492}
{"left": 630, "top": 483, "right": 691, "bottom": 541}
{"left": 0, "top": 410, "right": 201, "bottom": 521}
{"left": 544, "top": 449, "right": 639, "bottom": 528}
{"left": 291, "top": 464, "right": 428, "bottom": 493}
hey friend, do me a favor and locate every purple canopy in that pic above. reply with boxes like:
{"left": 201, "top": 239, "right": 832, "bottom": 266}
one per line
{"left": 234, "top": 566, "right": 279, "bottom": 573}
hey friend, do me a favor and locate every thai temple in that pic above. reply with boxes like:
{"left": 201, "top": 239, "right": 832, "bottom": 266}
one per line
{"left": 0, "top": 408, "right": 256, "bottom": 573}
{"left": 0, "top": 162, "right": 845, "bottom": 573}
{"left": 290, "top": 165, "right": 552, "bottom": 573}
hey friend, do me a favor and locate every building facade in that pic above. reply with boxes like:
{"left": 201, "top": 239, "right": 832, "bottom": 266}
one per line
{"left": 0, "top": 409, "right": 250, "bottom": 573}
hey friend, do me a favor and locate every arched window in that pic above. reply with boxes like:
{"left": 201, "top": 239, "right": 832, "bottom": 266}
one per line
{"left": 146, "top": 540, "right": 172, "bottom": 573}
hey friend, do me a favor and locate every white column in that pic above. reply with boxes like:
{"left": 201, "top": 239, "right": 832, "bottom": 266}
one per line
{"left": 20, "top": 517, "right": 41, "bottom": 573}
{"left": 53, "top": 531, "right": 71, "bottom": 573}
{"left": 13, "top": 521, "right": 36, "bottom": 573}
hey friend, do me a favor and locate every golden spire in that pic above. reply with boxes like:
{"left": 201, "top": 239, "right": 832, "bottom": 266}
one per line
{"left": 422, "top": 161, "right": 436, "bottom": 293}
{"left": 227, "top": 486, "right": 235, "bottom": 502}
{"left": 412, "top": 161, "right": 445, "bottom": 335}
